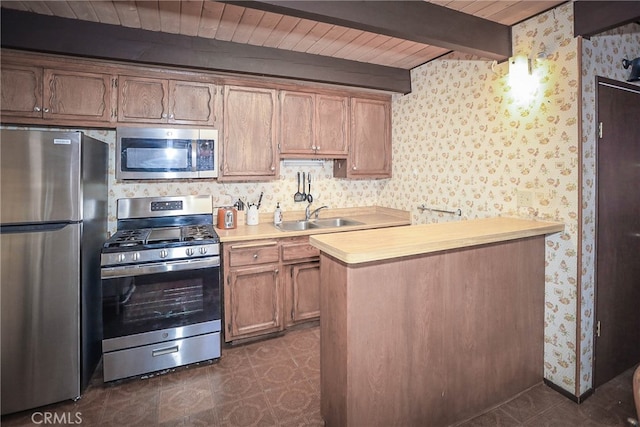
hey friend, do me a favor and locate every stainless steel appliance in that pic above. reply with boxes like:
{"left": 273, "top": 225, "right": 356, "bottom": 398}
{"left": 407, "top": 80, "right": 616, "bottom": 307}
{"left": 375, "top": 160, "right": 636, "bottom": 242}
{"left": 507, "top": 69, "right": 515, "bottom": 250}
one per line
{"left": 116, "top": 127, "right": 218, "bottom": 180}
{"left": 0, "top": 129, "right": 107, "bottom": 415}
{"left": 100, "top": 195, "right": 221, "bottom": 382}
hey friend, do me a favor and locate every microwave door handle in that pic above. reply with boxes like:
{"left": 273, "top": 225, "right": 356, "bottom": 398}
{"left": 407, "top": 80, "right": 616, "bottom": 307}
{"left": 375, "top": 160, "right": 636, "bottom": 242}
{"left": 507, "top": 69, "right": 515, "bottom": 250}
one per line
{"left": 192, "top": 140, "right": 198, "bottom": 172}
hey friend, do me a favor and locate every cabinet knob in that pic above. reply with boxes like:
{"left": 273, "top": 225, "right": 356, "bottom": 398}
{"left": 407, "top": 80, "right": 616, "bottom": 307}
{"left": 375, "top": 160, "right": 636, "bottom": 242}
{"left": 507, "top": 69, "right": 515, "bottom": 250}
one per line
{"left": 316, "top": 146, "right": 320, "bottom": 150}
{"left": 33, "top": 106, "right": 41, "bottom": 112}
{"left": 271, "top": 166, "right": 276, "bottom": 171}
{"left": 43, "top": 108, "right": 50, "bottom": 113}
{"left": 253, "top": 254, "right": 258, "bottom": 259}
{"left": 312, "top": 145, "right": 317, "bottom": 150}
{"left": 352, "top": 166, "right": 357, "bottom": 170}
{"left": 162, "top": 113, "right": 168, "bottom": 118}
{"left": 169, "top": 114, "right": 174, "bottom": 119}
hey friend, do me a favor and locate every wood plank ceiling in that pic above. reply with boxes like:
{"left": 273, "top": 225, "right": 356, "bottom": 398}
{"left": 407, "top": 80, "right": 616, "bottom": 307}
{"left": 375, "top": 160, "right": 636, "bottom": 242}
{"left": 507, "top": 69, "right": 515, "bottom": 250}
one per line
{"left": 1, "top": 0, "right": 564, "bottom": 70}
{"left": 1, "top": 1, "right": 575, "bottom": 93}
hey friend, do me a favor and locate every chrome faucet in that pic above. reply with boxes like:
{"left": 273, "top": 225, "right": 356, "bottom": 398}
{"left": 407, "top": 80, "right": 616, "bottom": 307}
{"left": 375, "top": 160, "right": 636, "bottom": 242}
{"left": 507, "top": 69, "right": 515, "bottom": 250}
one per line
{"left": 305, "top": 203, "right": 329, "bottom": 220}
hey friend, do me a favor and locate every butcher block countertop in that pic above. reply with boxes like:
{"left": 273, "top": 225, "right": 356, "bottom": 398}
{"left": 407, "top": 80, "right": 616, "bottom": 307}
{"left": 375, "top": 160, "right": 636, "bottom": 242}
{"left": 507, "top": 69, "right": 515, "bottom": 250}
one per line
{"left": 309, "top": 216, "right": 565, "bottom": 264}
{"left": 214, "top": 206, "right": 410, "bottom": 243}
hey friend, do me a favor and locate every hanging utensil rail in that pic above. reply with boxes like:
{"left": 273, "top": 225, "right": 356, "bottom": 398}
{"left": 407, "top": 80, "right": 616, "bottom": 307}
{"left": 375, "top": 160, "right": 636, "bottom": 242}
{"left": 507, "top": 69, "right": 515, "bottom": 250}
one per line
{"left": 418, "top": 205, "right": 462, "bottom": 216}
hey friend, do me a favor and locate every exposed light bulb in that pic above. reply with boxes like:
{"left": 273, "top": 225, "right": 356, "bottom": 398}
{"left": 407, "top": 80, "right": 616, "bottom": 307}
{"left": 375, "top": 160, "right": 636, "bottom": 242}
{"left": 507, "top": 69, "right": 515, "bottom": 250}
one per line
{"left": 508, "top": 55, "right": 537, "bottom": 102}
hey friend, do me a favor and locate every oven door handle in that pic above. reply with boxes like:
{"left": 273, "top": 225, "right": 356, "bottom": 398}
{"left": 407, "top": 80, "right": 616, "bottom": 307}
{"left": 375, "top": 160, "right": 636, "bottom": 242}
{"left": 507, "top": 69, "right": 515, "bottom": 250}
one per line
{"left": 101, "top": 257, "right": 220, "bottom": 279}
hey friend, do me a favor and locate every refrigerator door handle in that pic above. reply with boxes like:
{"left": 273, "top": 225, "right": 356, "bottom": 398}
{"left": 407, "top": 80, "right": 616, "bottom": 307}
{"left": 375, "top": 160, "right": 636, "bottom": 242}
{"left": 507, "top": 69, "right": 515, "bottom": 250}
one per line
{"left": 0, "top": 222, "right": 75, "bottom": 234}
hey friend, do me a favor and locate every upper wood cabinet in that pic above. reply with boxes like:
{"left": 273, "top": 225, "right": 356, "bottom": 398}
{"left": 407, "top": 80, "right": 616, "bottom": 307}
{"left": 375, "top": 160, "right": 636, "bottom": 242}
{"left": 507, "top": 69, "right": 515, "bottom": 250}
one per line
{"left": 1, "top": 64, "right": 113, "bottom": 122}
{"left": 279, "top": 90, "right": 348, "bottom": 158}
{"left": 117, "top": 75, "right": 216, "bottom": 125}
{"left": 220, "top": 85, "right": 278, "bottom": 181}
{"left": 316, "top": 94, "right": 349, "bottom": 157}
{"left": 1, "top": 52, "right": 391, "bottom": 176}
{"left": 334, "top": 97, "right": 392, "bottom": 179}
{"left": 1, "top": 64, "right": 43, "bottom": 119}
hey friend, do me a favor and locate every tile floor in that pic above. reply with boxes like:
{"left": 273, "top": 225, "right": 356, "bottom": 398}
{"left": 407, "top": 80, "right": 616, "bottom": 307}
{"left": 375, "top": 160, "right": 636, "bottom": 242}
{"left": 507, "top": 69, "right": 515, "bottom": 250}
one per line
{"left": 2, "top": 323, "right": 637, "bottom": 426}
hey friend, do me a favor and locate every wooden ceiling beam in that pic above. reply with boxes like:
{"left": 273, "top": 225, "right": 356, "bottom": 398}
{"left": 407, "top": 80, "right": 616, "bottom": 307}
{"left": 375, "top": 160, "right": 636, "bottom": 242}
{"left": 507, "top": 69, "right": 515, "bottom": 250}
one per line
{"left": 219, "top": 0, "right": 512, "bottom": 61}
{"left": 0, "top": 8, "right": 411, "bottom": 93}
{"left": 574, "top": 1, "right": 640, "bottom": 38}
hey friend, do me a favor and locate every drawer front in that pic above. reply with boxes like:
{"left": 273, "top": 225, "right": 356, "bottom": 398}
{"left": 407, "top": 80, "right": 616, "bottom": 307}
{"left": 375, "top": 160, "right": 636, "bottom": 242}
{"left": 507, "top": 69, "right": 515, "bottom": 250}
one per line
{"left": 102, "top": 332, "right": 220, "bottom": 382}
{"left": 282, "top": 242, "right": 320, "bottom": 261}
{"left": 229, "top": 241, "right": 279, "bottom": 267}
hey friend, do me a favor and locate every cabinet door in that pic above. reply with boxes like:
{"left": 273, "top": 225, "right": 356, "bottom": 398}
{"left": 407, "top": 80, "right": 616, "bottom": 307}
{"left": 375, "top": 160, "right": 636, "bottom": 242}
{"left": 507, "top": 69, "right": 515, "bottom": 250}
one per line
{"left": 221, "top": 85, "right": 278, "bottom": 180}
{"left": 285, "top": 261, "right": 320, "bottom": 327}
{"left": 44, "top": 69, "right": 113, "bottom": 122}
{"left": 279, "top": 91, "right": 315, "bottom": 155}
{"left": 118, "top": 76, "right": 168, "bottom": 123}
{"left": 169, "top": 80, "right": 216, "bottom": 125}
{"left": 225, "top": 264, "right": 282, "bottom": 341}
{"left": 1, "top": 64, "right": 43, "bottom": 118}
{"left": 315, "top": 95, "right": 349, "bottom": 157}
{"left": 336, "top": 97, "right": 391, "bottom": 179}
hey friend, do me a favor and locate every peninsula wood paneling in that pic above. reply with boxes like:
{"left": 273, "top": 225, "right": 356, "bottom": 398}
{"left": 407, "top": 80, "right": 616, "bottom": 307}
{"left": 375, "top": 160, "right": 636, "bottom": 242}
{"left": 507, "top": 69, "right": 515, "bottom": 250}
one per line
{"left": 319, "top": 236, "right": 546, "bottom": 426}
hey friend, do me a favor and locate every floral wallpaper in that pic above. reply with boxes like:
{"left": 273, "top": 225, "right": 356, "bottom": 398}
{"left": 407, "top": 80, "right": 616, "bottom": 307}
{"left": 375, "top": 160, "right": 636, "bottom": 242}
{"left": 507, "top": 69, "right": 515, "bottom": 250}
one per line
{"left": 579, "top": 23, "right": 640, "bottom": 395}
{"left": 380, "top": 3, "right": 581, "bottom": 394}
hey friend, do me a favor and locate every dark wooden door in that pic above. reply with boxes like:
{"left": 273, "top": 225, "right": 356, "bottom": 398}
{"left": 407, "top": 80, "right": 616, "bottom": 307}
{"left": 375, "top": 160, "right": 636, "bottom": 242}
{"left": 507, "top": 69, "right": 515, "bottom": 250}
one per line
{"left": 594, "top": 78, "right": 640, "bottom": 387}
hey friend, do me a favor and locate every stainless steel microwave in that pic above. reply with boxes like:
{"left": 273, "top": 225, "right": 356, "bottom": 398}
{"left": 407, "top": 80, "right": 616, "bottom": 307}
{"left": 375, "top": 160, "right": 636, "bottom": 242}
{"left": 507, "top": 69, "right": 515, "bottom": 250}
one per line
{"left": 116, "top": 128, "right": 218, "bottom": 180}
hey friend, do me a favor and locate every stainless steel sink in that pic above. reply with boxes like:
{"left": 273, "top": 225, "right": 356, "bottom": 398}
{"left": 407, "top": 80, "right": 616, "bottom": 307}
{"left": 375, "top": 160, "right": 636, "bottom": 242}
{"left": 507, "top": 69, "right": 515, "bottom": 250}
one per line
{"left": 276, "top": 220, "right": 320, "bottom": 231}
{"left": 275, "top": 217, "right": 363, "bottom": 232}
{"left": 312, "top": 218, "right": 363, "bottom": 228}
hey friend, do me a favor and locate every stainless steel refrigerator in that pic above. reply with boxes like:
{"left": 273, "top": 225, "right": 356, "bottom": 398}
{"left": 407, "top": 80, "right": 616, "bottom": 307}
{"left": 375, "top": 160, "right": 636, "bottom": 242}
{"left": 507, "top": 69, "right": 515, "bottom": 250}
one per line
{"left": 1, "top": 129, "right": 108, "bottom": 415}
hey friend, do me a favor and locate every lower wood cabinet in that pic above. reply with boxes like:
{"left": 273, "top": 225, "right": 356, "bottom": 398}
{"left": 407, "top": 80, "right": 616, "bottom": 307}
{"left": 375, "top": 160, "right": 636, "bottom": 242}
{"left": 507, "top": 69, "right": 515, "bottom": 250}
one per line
{"left": 226, "top": 264, "right": 282, "bottom": 340}
{"left": 284, "top": 261, "right": 320, "bottom": 327}
{"left": 223, "top": 236, "right": 320, "bottom": 342}
{"left": 282, "top": 237, "right": 321, "bottom": 327}
{"left": 223, "top": 240, "right": 282, "bottom": 342}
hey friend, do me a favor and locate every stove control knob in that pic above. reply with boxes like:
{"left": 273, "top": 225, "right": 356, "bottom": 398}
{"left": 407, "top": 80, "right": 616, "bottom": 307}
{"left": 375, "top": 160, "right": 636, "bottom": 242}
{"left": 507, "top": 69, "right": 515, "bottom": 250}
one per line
{"left": 186, "top": 248, "right": 195, "bottom": 256}
{"left": 160, "top": 249, "right": 168, "bottom": 258}
{"left": 199, "top": 247, "right": 208, "bottom": 255}
{"left": 118, "top": 254, "right": 126, "bottom": 263}
{"left": 132, "top": 252, "right": 140, "bottom": 261}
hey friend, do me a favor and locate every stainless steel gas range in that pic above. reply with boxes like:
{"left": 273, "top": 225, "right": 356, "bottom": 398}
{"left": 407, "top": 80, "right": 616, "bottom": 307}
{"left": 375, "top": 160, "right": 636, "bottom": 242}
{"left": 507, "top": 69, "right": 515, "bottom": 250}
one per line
{"left": 100, "top": 195, "right": 221, "bottom": 382}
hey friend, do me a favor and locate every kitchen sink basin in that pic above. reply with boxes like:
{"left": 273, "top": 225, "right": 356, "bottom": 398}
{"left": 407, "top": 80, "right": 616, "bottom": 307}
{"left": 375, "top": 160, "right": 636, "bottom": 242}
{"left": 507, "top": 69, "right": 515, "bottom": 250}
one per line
{"left": 275, "top": 217, "right": 363, "bottom": 232}
{"left": 311, "top": 218, "right": 363, "bottom": 228}
{"left": 276, "top": 220, "right": 320, "bottom": 231}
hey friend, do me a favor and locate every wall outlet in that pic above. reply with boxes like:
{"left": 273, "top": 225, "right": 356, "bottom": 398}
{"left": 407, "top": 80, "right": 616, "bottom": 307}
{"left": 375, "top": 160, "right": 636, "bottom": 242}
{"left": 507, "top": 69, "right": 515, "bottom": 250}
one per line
{"left": 517, "top": 190, "right": 534, "bottom": 207}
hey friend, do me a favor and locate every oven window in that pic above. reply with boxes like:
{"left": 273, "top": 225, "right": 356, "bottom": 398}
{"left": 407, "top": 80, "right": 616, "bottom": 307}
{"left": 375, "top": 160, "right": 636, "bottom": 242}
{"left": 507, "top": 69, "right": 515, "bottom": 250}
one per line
{"left": 102, "top": 266, "right": 220, "bottom": 340}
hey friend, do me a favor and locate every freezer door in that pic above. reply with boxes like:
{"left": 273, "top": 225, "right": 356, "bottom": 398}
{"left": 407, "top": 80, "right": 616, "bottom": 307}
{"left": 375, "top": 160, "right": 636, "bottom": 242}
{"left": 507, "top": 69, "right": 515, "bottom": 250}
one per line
{"left": 0, "top": 129, "right": 81, "bottom": 224}
{"left": 1, "top": 223, "right": 81, "bottom": 415}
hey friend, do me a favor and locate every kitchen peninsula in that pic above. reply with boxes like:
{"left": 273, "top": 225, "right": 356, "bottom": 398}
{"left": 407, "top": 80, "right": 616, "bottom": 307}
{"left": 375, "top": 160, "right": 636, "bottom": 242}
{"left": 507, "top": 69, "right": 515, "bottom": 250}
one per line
{"left": 309, "top": 217, "right": 564, "bottom": 427}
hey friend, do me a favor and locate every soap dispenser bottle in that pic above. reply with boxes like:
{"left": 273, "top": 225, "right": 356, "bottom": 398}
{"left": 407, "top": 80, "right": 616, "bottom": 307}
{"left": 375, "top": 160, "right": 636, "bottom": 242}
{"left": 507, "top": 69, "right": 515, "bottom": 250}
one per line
{"left": 274, "top": 202, "right": 283, "bottom": 225}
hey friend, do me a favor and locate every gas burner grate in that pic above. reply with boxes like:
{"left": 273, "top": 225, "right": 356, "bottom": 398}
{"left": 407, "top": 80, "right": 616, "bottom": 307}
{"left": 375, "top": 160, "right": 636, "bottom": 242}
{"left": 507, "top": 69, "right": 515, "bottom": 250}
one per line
{"left": 182, "top": 224, "right": 215, "bottom": 241}
{"left": 104, "top": 229, "right": 151, "bottom": 248}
